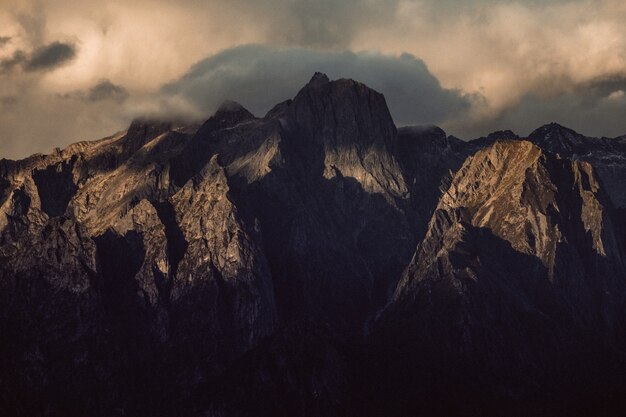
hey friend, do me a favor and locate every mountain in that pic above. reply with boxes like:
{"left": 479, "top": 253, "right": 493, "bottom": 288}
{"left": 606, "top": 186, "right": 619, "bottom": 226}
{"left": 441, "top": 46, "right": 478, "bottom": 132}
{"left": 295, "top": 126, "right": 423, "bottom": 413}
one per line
{"left": 528, "top": 122, "right": 626, "bottom": 208}
{"left": 0, "top": 73, "right": 422, "bottom": 417}
{"left": 393, "top": 125, "right": 470, "bottom": 240}
{"left": 1, "top": 74, "right": 626, "bottom": 417}
{"left": 374, "top": 140, "right": 626, "bottom": 416}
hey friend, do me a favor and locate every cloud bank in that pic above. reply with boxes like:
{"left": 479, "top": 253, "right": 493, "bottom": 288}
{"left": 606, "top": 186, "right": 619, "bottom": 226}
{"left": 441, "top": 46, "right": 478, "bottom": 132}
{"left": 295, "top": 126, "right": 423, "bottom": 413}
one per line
{"left": 1, "top": 0, "right": 626, "bottom": 158}
{"left": 158, "top": 45, "right": 473, "bottom": 126}
{"left": 1, "top": 41, "right": 76, "bottom": 74}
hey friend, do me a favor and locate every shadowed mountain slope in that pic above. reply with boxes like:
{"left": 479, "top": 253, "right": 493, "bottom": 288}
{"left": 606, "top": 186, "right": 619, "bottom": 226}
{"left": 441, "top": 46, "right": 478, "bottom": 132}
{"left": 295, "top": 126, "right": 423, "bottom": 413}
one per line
{"left": 1, "top": 75, "right": 626, "bottom": 417}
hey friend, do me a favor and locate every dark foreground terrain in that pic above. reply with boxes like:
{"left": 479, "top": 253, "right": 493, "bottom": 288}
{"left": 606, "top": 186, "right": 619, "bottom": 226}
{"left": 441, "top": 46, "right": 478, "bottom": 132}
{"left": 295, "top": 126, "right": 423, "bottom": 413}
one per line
{"left": 2, "top": 73, "right": 626, "bottom": 417}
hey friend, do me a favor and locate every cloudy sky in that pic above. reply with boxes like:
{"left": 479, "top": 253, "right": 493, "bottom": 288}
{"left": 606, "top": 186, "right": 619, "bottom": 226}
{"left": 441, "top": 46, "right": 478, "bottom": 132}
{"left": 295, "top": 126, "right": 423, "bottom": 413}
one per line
{"left": 1, "top": 0, "right": 626, "bottom": 158}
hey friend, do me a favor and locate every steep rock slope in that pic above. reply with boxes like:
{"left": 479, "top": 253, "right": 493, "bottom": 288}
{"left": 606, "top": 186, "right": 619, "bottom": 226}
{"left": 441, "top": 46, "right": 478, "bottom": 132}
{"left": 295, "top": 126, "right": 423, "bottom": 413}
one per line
{"left": 393, "top": 125, "right": 471, "bottom": 240}
{"left": 529, "top": 123, "right": 626, "bottom": 208}
{"left": 2, "top": 74, "right": 626, "bottom": 417}
{"left": 0, "top": 116, "right": 279, "bottom": 416}
{"left": 0, "top": 122, "right": 187, "bottom": 416}
{"left": 242, "top": 73, "right": 414, "bottom": 326}
{"left": 169, "top": 72, "right": 418, "bottom": 329}
{"left": 0, "top": 73, "right": 437, "bottom": 417}
{"left": 374, "top": 140, "right": 626, "bottom": 416}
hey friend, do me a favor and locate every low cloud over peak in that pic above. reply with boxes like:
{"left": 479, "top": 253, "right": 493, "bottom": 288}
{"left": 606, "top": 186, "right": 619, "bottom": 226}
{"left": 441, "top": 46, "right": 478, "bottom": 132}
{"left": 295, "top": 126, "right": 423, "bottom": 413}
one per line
{"left": 3, "top": 0, "right": 626, "bottom": 158}
{"left": 159, "top": 45, "right": 474, "bottom": 126}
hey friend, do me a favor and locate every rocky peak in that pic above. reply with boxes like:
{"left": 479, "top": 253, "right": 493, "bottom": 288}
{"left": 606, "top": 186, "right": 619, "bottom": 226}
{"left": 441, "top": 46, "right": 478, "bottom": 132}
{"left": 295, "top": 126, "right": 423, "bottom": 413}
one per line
{"left": 467, "top": 129, "right": 520, "bottom": 149}
{"left": 398, "top": 124, "right": 446, "bottom": 138}
{"left": 307, "top": 71, "right": 331, "bottom": 88}
{"left": 291, "top": 72, "right": 396, "bottom": 145}
{"left": 380, "top": 139, "right": 626, "bottom": 412}
{"left": 3, "top": 74, "right": 626, "bottom": 417}
{"left": 195, "top": 100, "right": 256, "bottom": 138}
{"left": 287, "top": 73, "right": 402, "bottom": 195}
{"left": 525, "top": 123, "right": 626, "bottom": 210}
{"left": 217, "top": 99, "right": 247, "bottom": 113}
{"left": 528, "top": 122, "right": 586, "bottom": 155}
{"left": 397, "top": 125, "right": 450, "bottom": 150}
{"left": 486, "top": 129, "right": 519, "bottom": 141}
{"left": 395, "top": 139, "right": 625, "bottom": 322}
{"left": 127, "top": 118, "right": 174, "bottom": 140}
{"left": 110, "top": 118, "right": 179, "bottom": 165}
{"left": 435, "top": 140, "right": 620, "bottom": 264}
{"left": 214, "top": 100, "right": 255, "bottom": 124}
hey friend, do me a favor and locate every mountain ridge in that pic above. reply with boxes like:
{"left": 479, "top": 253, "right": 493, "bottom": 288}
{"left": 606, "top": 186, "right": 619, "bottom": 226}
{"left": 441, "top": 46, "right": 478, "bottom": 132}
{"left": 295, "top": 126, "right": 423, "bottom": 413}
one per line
{"left": 1, "top": 73, "right": 626, "bottom": 417}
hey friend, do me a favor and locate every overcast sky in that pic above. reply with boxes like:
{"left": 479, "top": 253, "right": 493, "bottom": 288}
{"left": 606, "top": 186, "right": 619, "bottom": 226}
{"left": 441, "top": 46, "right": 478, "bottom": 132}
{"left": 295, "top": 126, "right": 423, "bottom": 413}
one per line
{"left": 1, "top": 0, "right": 626, "bottom": 158}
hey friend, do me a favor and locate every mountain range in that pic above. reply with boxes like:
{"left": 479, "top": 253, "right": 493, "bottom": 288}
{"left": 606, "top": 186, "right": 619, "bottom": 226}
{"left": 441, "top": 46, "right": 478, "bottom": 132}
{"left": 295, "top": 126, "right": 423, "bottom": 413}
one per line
{"left": 1, "top": 73, "right": 626, "bottom": 417}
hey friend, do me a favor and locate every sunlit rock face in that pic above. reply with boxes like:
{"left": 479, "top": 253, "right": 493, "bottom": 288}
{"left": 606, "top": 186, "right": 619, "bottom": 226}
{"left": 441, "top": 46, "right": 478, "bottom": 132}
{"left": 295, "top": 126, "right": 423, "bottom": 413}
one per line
{"left": 1, "top": 74, "right": 626, "bottom": 417}
{"left": 376, "top": 140, "right": 626, "bottom": 416}
{"left": 394, "top": 140, "right": 625, "bottom": 328}
{"left": 0, "top": 73, "right": 421, "bottom": 416}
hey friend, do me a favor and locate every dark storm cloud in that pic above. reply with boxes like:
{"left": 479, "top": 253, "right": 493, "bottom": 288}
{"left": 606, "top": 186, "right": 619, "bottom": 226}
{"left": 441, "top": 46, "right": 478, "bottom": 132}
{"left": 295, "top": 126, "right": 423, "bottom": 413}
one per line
{"left": 60, "top": 79, "right": 129, "bottom": 103}
{"left": 267, "top": 0, "right": 400, "bottom": 47}
{"left": 24, "top": 41, "right": 76, "bottom": 72}
{"left": 0, "top": 41, "right": 77, "bottom": 74}
{"left": 576, "top": 75, "right": 626, "bottom": 102}
{"left": 470, "top": 74, "right": 626, "bottom": 136}
{"left": 0, "top": 50, "right": 27, "bottom": 73}
{"left": 161, "top": 45, "right": 473, "bottom": 125}
{"left": 225, "top": 0, "right": 567, "bottom": 48}
{"left": 86, "top": 79, "right": 129, "bottom": 102}
{"left": 457, "top": 84, "right": 626, "bottom": 139}
{"left": 3, "top": 0, "right": 626, "bottom": 160}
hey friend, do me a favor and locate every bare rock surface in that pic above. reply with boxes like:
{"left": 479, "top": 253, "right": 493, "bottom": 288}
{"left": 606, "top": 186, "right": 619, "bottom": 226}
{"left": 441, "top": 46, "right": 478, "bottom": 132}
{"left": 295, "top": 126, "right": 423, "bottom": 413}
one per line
{"left": 1, "top": 75, "right": 626, "bottom": 417}
{"left": 374, "top": 140, "right": 626, "bottom": 417}
{"left": 528, "top": 123, "right": 626, "bottom": 208}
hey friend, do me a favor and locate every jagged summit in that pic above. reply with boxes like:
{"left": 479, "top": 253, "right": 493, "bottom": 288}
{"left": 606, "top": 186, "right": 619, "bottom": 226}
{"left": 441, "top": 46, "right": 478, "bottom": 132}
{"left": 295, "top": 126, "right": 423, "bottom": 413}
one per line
{"left": 192, "top": 99, "right": 256, "bottom": 137}
{"left": 291, "top": 72, "right": 396, "bottom": 143}
{"left": 217, "top": 99, "right": 249, "bottom": 113}
{"left": 295, "top": 72, "right": 385, "bottom": 102}
{"left": 2, "top": 74, "right": 626, "bottom": 417}
{"left": 306, "top": 71, "right": 331, "bottom": 88}
{"left": 212, "top": 100, "right": 255, "bottom": 121}
{"left": 127, "top": 117, "right": 174, "bottom": 137}
{"left": 398, "top": 125, "right": 446, "bottom": 137}
{"left": 529, "top": 121, "right": 582, "bottom": 138}
{"left": 484, "top": 129, "right": 519, "bottom": 141}
{"left": 528, "top": 122, "right": 586, "bottom": 153}
{"left": 468, "top": 129, "right": 520, "bottom": 148}
{"left": 532, "top": 121, "right": 575, "bottom": 131}
{"left": 288, "top": 72, "right": 403, "bottom": 196}
{"left": 378, "top": 138, "right": 626, "bottom": 415}
{"left": 395, "top": 125, "right": 461, "bottom": 152}
{"left": 394, "top": 137, "right": 625, "bottom": 322}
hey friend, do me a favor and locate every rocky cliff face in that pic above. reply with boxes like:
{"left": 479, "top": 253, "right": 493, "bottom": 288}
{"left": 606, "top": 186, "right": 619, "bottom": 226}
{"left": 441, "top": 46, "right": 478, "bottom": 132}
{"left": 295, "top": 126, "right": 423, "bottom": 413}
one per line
{"left": 1, "top": 75, "right": 626, "bottom": 417}
{"left": 528, "top": 122, "right": 626, "bottom": 209}
{"left": 0, "top": 117, "right": 277, "bottom": 416}
{"left": 375, "top": 140, "right": 626, "bottom": 416}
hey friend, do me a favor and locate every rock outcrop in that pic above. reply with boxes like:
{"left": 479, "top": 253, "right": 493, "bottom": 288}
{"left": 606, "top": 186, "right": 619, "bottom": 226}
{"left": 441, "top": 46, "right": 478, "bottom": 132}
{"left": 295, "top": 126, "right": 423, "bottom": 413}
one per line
{"left": 1, "top": 75, "right": 626, "bottom": 417}
{"left": 375, "top": 140, "right": 626, "bottom": 416}
{"left": 528, "top": 123, "right": 626, "bottom": 209}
